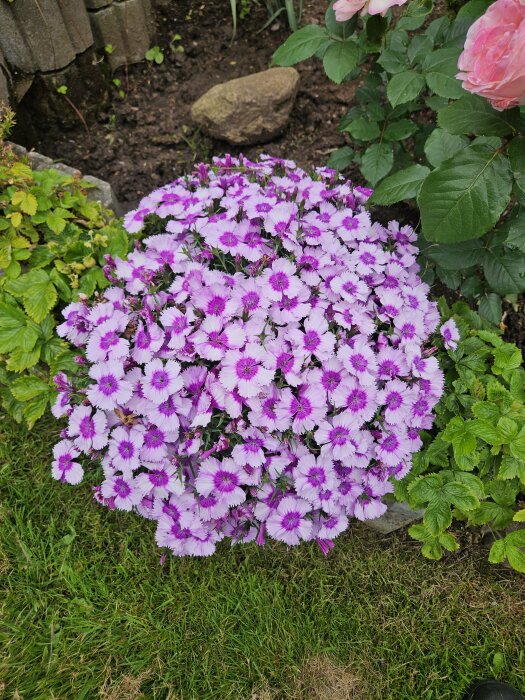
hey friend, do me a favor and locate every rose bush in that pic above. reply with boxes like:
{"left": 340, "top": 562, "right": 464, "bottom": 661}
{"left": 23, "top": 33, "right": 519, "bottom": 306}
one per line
{"left": 457, "top": 0, "right": 525, "bottom": 110}
{"left": 51, "top": 155, "right": 451, "bottom": 557}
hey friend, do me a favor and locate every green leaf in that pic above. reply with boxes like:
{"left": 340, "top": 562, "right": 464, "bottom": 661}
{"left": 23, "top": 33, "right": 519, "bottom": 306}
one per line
{"left": 469, "top": 419, "right": 501, "bottom": 445}
{"left": 104, "top": 227, "right": 129, "bottom": 259}
{"left": 272, "top": 25, "right": 329, "bottom": 66}
{"left": 22, "top": 392, "right": 50, "bottom": 428}
{"left": 387, "top": 70, "right": 425, "bottom": 108}
{"left": 360, "top": 143, "right": 394, "bottom": 186}
{"left": 11, "top": 190, "right": 38, "bottom": 215}
{"left": 418, "top": 145, "right": 513, "bottom": 243}
{"left": 508, "top": 136, "right": 525, "bottom": 195}
{"left": 407, "top": 35, "right": 433, "bottom": 65}
{"left": 437, "top": 94, "right": 520, "bottom": 136}
{"left": 423, "top": 48, "right": 464, "bottom": 99}
{"left": 506, "top": 545, "right": 525, "bottom": 574}
{"left": 10, "top": 375, "right": 50, "bottom": 402}
{"left": 369, "top": 165, "right": 430, "bottom": 205}
{"left": 425, "top": 239, "right": 484, "bottom": 270}
{"left": 510, "top": 427, "right": 525, "bottom": 461}
{"left": 344, "top": 118, "right": 380, "bottom": 141}
{"left": 46, "top": 210, "right": 67, "bottom": 234}
{"left": 22, "top": 269, "right": 58, "bottom": 323}
{"left": 383, "top": 119, "right": 418, "bottom": 140}
{"left": 483, "top": 249, "right": 525, "bottom": 295}
{"left": 404, "top": 0, "right": 433, "bottom": 16}
{"left": 0, "top": 302, "right": 41, "bottom": 355}
{"left": 327, "top": 146, "right": 353, "bottom": 171}
{"left": 513, "top": 510, "right": 525, "bottom": 522}
{"left": 488, "top": 539, "right": 506, "bottom": 564}
{"left": 478, "top": 294, "right": 502, "bottom": 326}
{"left": 323, "top": 40, "right": 359, "bottom": 84}
{"left": 492, "top": 344, "right": 522, "bottom": 374}
{"left": 503, "top": 208, "right": 525, "bottom": 253}
{"left": 469, "top": 501, "right": 514, "bottom": 529}
{"left": 424, "top": 497, "right": 453, "bottom": 534}
{"left": 456, "top": 0, "right": 493, "bottom": 18}
{"left": 6, "top": 347, "right": 41, "bottom": 372}
{"left": 377, "top": 50, "right": 408, "bottom": 74}
{"left": 498, "top": 456, "right": 525, "bottom": 483}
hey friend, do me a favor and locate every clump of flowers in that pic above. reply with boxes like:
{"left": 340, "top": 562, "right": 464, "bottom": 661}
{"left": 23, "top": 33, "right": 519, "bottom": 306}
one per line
{"left": 52, "top": 154, "right": 451, "bottom": 557}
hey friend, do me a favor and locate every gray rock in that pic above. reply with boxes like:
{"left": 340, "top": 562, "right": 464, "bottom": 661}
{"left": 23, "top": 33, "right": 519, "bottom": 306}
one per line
{"left": 89, "top": 0, "right": 154, "bottom": 69}
{"left": 191, "top": 67, "right": 300, "bottom": 146}
{"left": 9, "top": 142, "right": 121, "bottom": 214}
{"left": 364, "top": 501, "right": 423, "bottom": 535}
{"left": 0, "top": 0, "right": 93, "bottom": 73}
{"left": 0, "top": 53, "right": 10, "bottom": 106}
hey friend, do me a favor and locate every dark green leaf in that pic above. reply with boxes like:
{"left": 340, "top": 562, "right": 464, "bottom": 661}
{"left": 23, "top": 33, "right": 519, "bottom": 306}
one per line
{"left": 478, "top": 294, "right": 502, "bottom": 326}
{"left": 327, "top": 146, "right": 353, "bottom": 171}
{"left": 437, "top": 94, "right": 521, "bottom": 136}
{"left": 344, "top": 118, "right": 380, "bottom": 141}
{"left": 387, "top": 70, "right": 425, "bottom": 108}
{"left": 425, "top": 239, "right": 484, "bottom": 270}
{"left": 323, "top": 40, "right": 359, "bottom": 84}
{"left": 383, "top": 119, "right": 418, "bottom": 140}
{"left": 508, "top": 136, "right": 525, "bottom": 194}
{"left": 360, "top": 143, "right": 394, "bottom": 185}
{"left": 272, "top": 25, "right": 329, "bottom": 66}
{"left": 483, "top": 249, "right": 525, "bottom": 295}
{"left": 418, "top": 145, "right": 513, "bottom": 243}
{"left": 369, "top": 165, "right": 430, "bottom": 204}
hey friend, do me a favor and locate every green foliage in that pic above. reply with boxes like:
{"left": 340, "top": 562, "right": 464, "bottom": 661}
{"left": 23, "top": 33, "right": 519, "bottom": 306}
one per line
{"left": 145, "top": 45, "right": 164, "bottom": 64}
{"left": 397, "top": 302, "right": 525, "bottom": 573}
{"left": 0, "top": 145, "right": 131, "bottom": 427}
{"left": 271, "top": 1, "right": 525, "bottom": 305}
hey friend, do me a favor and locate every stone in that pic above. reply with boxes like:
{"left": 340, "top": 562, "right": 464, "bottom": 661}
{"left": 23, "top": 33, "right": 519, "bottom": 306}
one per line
{"left": 9, "top": 142, "right": 121, "bottom": 214}
{"left": 0, "top": 53, "right": 10, "bottom": 106}
{"left": 364, "top": 501, "right": 423, "bottom": 535}
{"left": 89, "top": 0, "right": 155, "bottom": 70}
{"left": 0, "top": 0, "right": 93, "bottom": 73}
{"left": 190, "top": 67, "right": 300, "bottom": 146}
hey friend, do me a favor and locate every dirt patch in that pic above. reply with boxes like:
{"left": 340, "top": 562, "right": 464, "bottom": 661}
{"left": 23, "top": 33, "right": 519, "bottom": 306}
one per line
{"left": 15, "top": 0, "right": 352, "bottom": 211}
{"left": 296, "top": 656, "right": 367, "bottom": 700}
{"left": 99, "top": 669, "right": 150, "bottom": 700}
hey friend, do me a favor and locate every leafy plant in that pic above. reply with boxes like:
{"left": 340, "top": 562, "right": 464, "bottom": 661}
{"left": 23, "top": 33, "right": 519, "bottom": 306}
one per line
{"left": 145, "top": 46, "right": 164, "bottom": 65}
{"left": 272, "top": 0, "right": 525, "bottom": 321}
{"left": 395, "top": 301, "right": 525, "bottom": 573}
{"left": 0, "top": 141, "right": 131, "bottom": 427}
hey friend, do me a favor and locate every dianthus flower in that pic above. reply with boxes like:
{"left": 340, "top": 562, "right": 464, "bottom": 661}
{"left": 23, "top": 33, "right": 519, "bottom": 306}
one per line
{"left": 52, "top": 154, "right": 453, "bottom": 557}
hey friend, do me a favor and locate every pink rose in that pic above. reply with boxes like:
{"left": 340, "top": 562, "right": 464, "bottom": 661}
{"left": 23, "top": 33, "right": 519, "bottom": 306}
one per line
{"left": 333, "top": 0, "right": 408, "bottom": 20}
{"left": 457, "top": 0, "right": 525, "bottom": 110}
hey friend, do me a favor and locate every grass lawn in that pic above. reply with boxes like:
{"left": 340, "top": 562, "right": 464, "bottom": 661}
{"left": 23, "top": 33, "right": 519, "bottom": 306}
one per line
{"left": 1, "top": 413, "right": 524, "bottom": 700}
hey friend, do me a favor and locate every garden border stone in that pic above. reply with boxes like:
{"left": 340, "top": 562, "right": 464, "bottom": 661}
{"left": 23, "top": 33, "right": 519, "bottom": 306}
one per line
{"left": 364, "top": 502, "right": 424, "bottom": 535}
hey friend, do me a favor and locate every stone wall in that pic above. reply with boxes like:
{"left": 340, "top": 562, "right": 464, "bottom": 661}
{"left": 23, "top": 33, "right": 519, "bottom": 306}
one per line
{"left": 0, "top": 0, "right": 155, "bottom": 109}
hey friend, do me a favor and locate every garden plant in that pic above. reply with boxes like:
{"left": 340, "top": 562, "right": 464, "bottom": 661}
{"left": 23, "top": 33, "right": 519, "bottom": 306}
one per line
{"left": 273, "top": 0, "right": 525, "bottom": 325}
{"left": 0, "top": 123, "right": 131, "bottom": 428}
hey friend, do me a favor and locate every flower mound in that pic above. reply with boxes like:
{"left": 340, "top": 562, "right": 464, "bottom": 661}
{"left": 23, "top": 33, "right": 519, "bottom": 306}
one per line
{"left": 53, "top": 154, "right": 445, "bottom": 557}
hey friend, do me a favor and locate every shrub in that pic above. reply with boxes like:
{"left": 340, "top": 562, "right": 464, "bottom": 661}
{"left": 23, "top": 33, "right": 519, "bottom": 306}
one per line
{"left": 272, "top": 1, "right": 525, "bottom": 321}
{"left": 396, "top": 301, "right": 525, "bottom": 573}
{"left": 0, "top": 135, "right": 131, "bottom": 427}
{"left": 51, "top": 154, "right": 448, "bottom": 557}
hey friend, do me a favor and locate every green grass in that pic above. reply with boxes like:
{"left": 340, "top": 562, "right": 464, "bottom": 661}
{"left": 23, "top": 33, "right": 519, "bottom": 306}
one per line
{"left": 1, "top": 414, "right": 524, "bottom": 700}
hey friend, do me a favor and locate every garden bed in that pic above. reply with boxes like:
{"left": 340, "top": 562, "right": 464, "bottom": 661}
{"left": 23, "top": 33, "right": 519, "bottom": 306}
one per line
{"left": 16, "top": 0, "right": 351, "bottom": 209}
